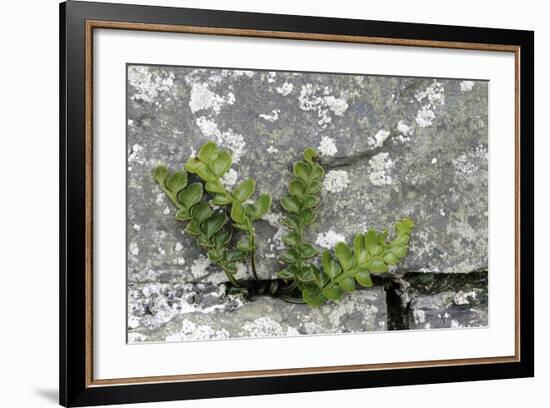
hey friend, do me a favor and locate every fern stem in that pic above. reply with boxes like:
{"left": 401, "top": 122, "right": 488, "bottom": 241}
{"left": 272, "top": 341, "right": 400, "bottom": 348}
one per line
{"left": 224, "top": 271, "right": 240, "bottom": 287}
{"left": 250, "top": 248, "right": 259, "bottom": 281}
{"left": 246, "top": 218, "right": 260, "bottom": 281}
{"left": 222, "top": 266, "right": 242, "bottom": 288}
{"left": 278, "top": 294, "right": 306, "bottom": 304}
{"left": 278, "top": 280, "right": 298, "bottom": 294}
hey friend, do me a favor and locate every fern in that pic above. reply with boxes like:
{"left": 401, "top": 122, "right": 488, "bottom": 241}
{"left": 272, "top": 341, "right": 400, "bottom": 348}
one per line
{"left": 154, "top": 141, "right": 414, "bottom": 307}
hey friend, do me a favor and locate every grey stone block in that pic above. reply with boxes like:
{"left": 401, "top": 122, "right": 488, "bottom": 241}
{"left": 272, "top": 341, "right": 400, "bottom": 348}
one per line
{"left": 127, "top": 66, "right": 488, "bottom": 285}
{"left": 395, "top": 273, "right": 488, "bottom": 330}
{"left": 125, "top": 65, "right": 489, "bottom": 341}
{"left": 128, "top": 285, "right": 387, "bottom": 343}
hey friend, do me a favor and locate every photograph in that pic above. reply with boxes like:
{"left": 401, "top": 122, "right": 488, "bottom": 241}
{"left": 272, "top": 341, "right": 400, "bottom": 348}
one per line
{"left": 0, "top": 0, "right": 544, "bottom": 406}
{"left": 126, "top": 64, "right": 489, "bottom": 343}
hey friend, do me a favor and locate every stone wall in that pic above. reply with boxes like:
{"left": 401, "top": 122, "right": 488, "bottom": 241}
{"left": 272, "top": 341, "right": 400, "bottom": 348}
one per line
{"left": 126, "top": 65, "right": 488, "bottom": 342}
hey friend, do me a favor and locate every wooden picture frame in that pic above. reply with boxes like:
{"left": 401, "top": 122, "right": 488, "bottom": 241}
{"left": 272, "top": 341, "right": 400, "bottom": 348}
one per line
{"left": 60, "top": 1, "right": 534, "bottom": 406}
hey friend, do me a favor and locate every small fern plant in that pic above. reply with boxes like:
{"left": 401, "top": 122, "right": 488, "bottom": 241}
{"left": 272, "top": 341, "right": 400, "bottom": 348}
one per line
{"left": 154, "top": 141, "right": 271, "bottom": 286}
{"left": 277, "top": 149, "right": 414, "bottom": 306}
{"left": 154, "top": 141, "right": 414, "bottom": 307}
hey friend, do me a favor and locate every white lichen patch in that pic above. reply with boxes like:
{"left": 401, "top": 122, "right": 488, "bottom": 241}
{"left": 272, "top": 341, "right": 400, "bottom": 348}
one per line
{"left": 266, "top": 71, "right": 277, "bottom": 83}
{"left": 188, "top": 82, "right": 235, "bottom": 114}
{"left": 431, "top": 157, "right": 438, "bottom": 164}
{"left": 259, "top": 110, "right": 280, "bottom": 122}
{"left": 241, "top": 317, "right": 289, "bottom": 337}
{"left": 369, "top": 129, "right": 391, "bottom": 148}
{"left": 128, "top": 143, "right": 144, "bottom": 163}
{"left": 416, "top": 107, "right": 436, "bottom": 127}
{"left": 318, "top": 136, "right": 338, "bottom": 157}
{"left": 323, "top": 170, "right": 350, "bottom": 193}
{"left": 298, "top": 83, "right": 348, "bottom": 128}
{"left": 276, "top": 81, "right": 294, "bottom": 96}
{"left": 183, "top": 68, "right": 254, "bottom": 115}
{"left": 414, "top": 80, "right": 445, "bottom": 128}
{"left": 397, "top": 120, "right": 412, "bottom": 135}
{"left": 324, "top": 96, "right": 349, "bottom": 116}
{"left": 220, "top": 168, "right": 238, "bottom": 188}
{"left": 128, "top": 66, "right": 174, "bottom": 103}
{"left": 129, "top": 242, "right": 140, "bottom": 256}
{"left": 195, "top": 116, "right": 220, "bottom": 139}
{"left": 266, "top": 145, "right": 279, "bottom": 154}
{"left": 395, "top": 120, "right": 413, "bottom": 143}
{"left": 165, "top": 319, "right": 230, "bottom": 342}
{"left": 368, "top": 152, "right": 395, "bottom": 186}
{"left": 415, "top": 80, "right": 445, "bottom": 107}
{"left": 315, "top": 230, "right": 346, "bottom": 249}
{"left": 190, "top": 255, "right": 211, "bottom": 280}
{"left": 460, "top": 81, "right": 475, "bottom": 92}
{"left": 175, "top": 242, "right": 184, "bottom": 252}
{"left": 195, "top": 117, "right": 246, "bottom": 163}
{"left": 218, "top": 130, "right": 246, "bottom": 163}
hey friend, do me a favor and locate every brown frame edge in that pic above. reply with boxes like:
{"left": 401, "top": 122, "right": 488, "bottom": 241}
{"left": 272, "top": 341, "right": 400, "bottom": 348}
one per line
{"left": 84, "top": 20, "right": 521, "bottom": 388}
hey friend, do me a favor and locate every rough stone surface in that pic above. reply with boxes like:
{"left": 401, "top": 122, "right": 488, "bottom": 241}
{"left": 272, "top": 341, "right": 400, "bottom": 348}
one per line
{"left": 126, "top": 65, "right": 489, "bottom": 341}
{"left": 395, "top": 272, "right": 488, "bottom": 330}
{"left": 128, "top": 286, "right": 387, "bottom": 342}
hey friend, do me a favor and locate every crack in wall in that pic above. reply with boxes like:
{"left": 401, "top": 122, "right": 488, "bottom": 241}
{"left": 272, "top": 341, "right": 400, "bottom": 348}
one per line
{"left": 319, "top": 145, "right": 387, "bottom": 170}
{"left": 383, "top": 271, "right": 489, "bottom": 330}
{"left": 219, "top": 270, "right": 488, "bottom": 331}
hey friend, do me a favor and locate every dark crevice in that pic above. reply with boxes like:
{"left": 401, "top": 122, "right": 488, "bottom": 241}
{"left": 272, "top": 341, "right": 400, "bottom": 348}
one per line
{"left": 398, "top": 271, "right": 488, "bottom": 296}
{"left": 384, "top": 278, "right": 411, "bottom": 330}
{"left": 222, "top": 271, "right": 487, "bottom": 331}
{"left": 319, "top": 145, "right": 387, "bottom": 170}
{"left": 383, "top": 271, "right": 488, "bottom": 330}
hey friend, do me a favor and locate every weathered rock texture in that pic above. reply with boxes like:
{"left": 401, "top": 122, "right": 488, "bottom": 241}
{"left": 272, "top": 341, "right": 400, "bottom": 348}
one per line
{"left": 389, "top": 272, "right": 488, "bottom": 330}
{"left": 126, "top": 65, "right": 488, "bottom": 341}
{"left": 129, "top": 286, "right": 387, "bottom": 342}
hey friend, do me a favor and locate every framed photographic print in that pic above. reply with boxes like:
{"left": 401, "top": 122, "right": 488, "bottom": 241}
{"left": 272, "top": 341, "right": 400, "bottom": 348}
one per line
{"left": 59, "top": 1, "right": 534, "bottom": 406}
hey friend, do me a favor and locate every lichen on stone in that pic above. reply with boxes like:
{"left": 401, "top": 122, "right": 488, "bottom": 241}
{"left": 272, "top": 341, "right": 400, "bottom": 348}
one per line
{"left": 318, "top": 136, "right": 338, "bottom": 157}
{"left": 323, "top": 170, "right": 350, "bottom": 192}
{"left": 315, "top": 230, "right": 346, "bottom": 249}
{"left": 128, "top": 65, "right": 174, "bottom": 103}
{"left": 460, "top": 81, "right": 475, "bottom": 92}
{"left": 276, "top": 81, "right": 294, "bottom": 96}
{"left": 126, "top": 64, "right": 489, "bottom": 342}
{"left": 368, "top": 152, "right": 395, "bottom": 186}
